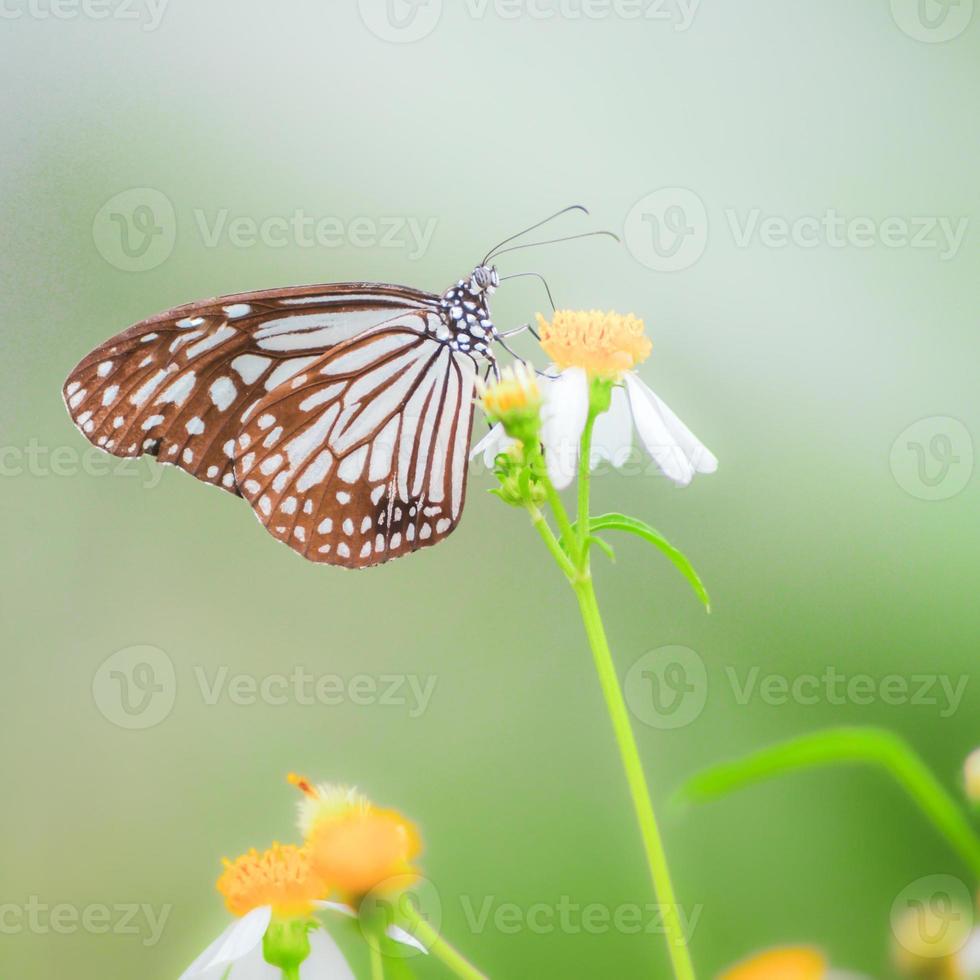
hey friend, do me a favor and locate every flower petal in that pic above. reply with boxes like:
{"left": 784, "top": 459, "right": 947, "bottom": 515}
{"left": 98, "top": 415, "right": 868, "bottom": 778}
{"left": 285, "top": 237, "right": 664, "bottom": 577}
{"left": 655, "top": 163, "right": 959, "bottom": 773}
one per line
{"left": 470, "top": 422, "right": 516, "bottom": 468}
{"left": 540, "top": 366, "right": 589, "bottom": 489}
{"left": 194, "top": 906, "right": 271, "bottom": 977}
{"left": 645, "top": 385, "right": 717, "bottom": 474}
{"left": 302, "top": 928, "right": 356, "bottom": 979}
{"left": 624, "top": 373, "right": 695, "bottom": 486}
{"left": 387, "top": 924, "right": 428, "bottom": 954}
{"left": 590, "top": 384, "right": 633, "bottom": 468}
{"left": 180, "top": 920, "right": 243, "bottom": 980}
{"left": 313, "top": 900, "right": 357, "bottom": 919}
{"left": 224, "top": 941, "right": 280, "bottom": 980}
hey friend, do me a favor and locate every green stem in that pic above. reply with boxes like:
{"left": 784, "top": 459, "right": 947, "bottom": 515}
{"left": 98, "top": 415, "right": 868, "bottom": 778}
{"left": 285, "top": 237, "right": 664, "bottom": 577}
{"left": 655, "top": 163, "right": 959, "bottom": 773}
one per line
{"left": 369, "top": 940, "right": 385, "bottom": 980}
{"left": 527, "top": 503, "right": 577, "bottom": 580}
{"left": 399, "top": 904, "right": 487, "bottom": 980}
{"left": 572, "top": 576, "right": 696, "bottom": 980}
{"left": 531, "top": 408, "right": 696, "bottom": 979}
{"left": 576, "top": 411, "right": 597, "bottom": 559}
{"left": 281, "top": 967, "right": 300, "bottom": 980}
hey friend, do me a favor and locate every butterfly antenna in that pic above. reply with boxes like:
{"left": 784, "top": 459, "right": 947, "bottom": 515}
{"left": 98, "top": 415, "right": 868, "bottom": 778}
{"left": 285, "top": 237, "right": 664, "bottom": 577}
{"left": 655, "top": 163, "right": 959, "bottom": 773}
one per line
{"left": 489, "top": 229, "right": 620, "bottom": 260}
{"left": 498, "top": 272, "right": 557, "bottom": 312}
{"left": 482, "top": 204, "right": 589, "bottom": 265}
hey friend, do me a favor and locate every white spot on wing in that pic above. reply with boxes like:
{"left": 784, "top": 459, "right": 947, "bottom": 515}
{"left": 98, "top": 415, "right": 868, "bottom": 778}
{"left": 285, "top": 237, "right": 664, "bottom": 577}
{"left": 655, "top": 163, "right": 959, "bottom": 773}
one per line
{"left": 232, "top": 354, "right": 271, "bottom": 384}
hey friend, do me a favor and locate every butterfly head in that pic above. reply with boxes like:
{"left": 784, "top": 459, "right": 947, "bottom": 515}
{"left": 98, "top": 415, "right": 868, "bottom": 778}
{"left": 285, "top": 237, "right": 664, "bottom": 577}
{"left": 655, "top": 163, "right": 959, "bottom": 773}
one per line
{"left": 438, "top": 265, "right": 500, "bottom": 361}
{"left": 471, "top": 264, "right": 499, "bottom": 293}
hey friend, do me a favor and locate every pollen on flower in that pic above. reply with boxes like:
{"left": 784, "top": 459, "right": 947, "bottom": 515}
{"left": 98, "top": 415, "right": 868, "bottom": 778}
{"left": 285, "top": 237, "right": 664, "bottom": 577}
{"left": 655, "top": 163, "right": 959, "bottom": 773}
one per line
{"left": 216, "top": 842, "right": 325, "bottom": 919}
{"left": 720, "top": 947, "right": 827, "bottom": 980}
{"left": 291, "top": 776, "right": 421, "bottom": 900}
{"left": 475, "top": 362, "right": 541, "bottom": 421}
{"left": 537, "top": 309, "right": 652, "bottom": 379}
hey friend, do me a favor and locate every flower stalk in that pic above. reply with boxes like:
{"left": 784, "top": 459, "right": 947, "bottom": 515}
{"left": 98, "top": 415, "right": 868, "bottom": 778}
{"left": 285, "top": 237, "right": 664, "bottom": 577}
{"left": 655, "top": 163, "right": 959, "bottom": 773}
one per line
{"left": 476, "top": 310, "right": 714, "bottom": 979}
{"left": 542, "top": 399, "right": 697, "bottom": 980}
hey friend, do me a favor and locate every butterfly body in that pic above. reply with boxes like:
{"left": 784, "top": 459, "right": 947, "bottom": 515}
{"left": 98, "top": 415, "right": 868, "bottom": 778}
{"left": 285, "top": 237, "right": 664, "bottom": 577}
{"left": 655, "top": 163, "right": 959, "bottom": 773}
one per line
{"left": 64, "top": 265, "right": 500, "bottom": 567}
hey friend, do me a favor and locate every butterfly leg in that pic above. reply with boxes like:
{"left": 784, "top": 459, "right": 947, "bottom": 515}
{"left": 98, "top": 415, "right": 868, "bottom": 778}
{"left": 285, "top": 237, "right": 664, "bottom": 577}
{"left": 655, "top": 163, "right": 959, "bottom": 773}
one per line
{"left": 498, "top": 322, "right": 540, "bottom": 341}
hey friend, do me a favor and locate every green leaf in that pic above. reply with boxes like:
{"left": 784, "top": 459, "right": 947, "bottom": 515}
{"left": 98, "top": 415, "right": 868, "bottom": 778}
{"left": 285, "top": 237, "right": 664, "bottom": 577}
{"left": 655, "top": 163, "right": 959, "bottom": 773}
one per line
{"left": 677, "top": 726, "right": 980, "bottom": 879}
{"left": 587, "top": 535, "right": 617, "bottom": 563}
{"left": 586, "top": 512, "right": 710, "bottom": 610}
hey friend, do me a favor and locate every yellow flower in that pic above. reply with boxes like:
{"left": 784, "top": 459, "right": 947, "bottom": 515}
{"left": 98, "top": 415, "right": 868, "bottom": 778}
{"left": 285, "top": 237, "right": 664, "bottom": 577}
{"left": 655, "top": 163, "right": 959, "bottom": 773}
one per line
{"left": 216, "top": 842, "right": 325, "bottom": 920}
{"left": 720, "top": 946, "right": 828, "bottom": 980}
{"left": 475, "top": 362, "right": 541, "bottom": 421}
{"left": 537, "top": 309, "right": 652, "bottom": 379}
{"left": 290, "top": 774, "right": 422, "bottom": 901}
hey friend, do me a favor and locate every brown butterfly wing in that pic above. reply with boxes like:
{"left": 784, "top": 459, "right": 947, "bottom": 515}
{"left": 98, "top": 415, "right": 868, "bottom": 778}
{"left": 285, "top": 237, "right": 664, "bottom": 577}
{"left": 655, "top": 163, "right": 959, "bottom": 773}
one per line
{"left": 233, "top": 320, "right": 477, "bottom": 567}
{"left": 63, "top": 284, "right": 440, "bottom": 495}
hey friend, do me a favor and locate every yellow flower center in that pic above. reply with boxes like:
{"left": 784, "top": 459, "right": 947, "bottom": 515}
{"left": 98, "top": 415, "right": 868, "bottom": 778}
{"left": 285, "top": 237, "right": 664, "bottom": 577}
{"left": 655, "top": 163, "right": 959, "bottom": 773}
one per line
{"left": 475, "top": 363, "right": 541, "bottom": 420}
{"left": 290, "top": 774, "right": 421, "bottom": 900}
{"left": 537, "top": 309, "right": 651, "bottom": 379}
{"left": 216, "top": 842, "right": 324, "bottom": 920}
{"left": 720, "top": 947, "right": 827, "bottom": 980}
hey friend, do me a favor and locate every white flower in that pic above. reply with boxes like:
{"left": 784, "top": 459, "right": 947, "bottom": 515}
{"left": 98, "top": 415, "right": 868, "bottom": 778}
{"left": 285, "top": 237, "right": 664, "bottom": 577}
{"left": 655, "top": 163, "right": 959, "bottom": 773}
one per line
{"left": 179, "top": 906, "right": 354, "bottom": 980}
{"left": 471, "top": 366, "right": 717, "bottom": 490}
{"left": 181, "top": 902, "right": 425, "bottom": 979}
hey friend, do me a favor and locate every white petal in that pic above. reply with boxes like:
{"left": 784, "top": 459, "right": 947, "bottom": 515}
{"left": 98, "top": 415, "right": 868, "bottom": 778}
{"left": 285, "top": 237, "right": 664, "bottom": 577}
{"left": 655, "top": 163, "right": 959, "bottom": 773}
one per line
{"left": 469, "top": 422, "right": 516, "bottom": 468}
{"left": 224, "top": 941, "right": 280, "bottom": 980}
{"left": 313, "top": 900, "right": 357, "bottom": 919}
{"left": 590, "top": 384, "right": 633, "bottom": 468}
{"left": 624, "top": 373, "right": 695, "bottom": 486}
{"left": 645, "top": 384, "right": 717, "bottom": 474}
{"left": 957, "top": 928, "right": 980, "bottom": 976}
{"left": 387, "top": 924, "right": 429, "bottom": 954}
{"left": 192, "top": 906, "right": 271, "bottom": 977}
{"left": 301, "top": 929, "right": 356, "bottom": 979}
{"left": 540, "top": 367, "right": 589, "bottom": 490}
{"left": 180, "top": 920, "right": 243, "bottom": 980}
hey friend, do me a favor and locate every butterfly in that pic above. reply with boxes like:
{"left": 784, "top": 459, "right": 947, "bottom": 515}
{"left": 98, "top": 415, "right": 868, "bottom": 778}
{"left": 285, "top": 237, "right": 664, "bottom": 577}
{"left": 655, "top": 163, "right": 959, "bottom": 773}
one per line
{"left": 62, "top": 207, "right": 611, "bottom": 567}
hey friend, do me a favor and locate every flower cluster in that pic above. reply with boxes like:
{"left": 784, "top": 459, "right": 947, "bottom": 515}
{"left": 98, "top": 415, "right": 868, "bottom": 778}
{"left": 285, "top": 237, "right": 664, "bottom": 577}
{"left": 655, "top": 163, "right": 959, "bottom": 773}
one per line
{"left": 473, "top": 310, "right": 717, "bottom": 490}
{"left": 180, "top": 776, "right": 424, "bottom": 979}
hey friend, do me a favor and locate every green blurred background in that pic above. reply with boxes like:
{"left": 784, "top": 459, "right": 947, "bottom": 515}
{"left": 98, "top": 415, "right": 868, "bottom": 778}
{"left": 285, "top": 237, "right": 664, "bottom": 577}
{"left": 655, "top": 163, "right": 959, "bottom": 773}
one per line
{"left": 1, "top": 1, "right": 978, "bottom": 976}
